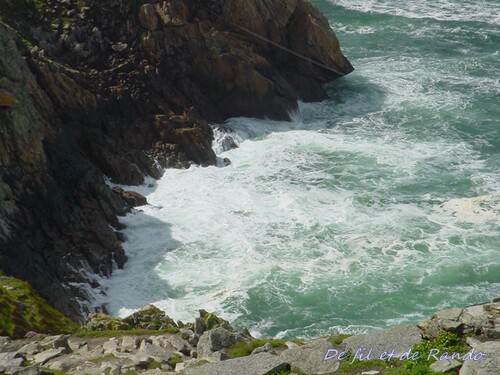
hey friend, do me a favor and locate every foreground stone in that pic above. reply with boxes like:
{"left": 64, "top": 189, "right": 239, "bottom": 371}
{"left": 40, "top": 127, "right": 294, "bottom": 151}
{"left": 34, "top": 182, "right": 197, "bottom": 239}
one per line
{"left": 343, "top": 325, "right": 422, "bottom": 357}
{"left": 459, "top": 341, "right": 500, "bottom": 375}
{"left": 183, "top": 352, "right": 290, "bottom": 375}
{"left": 281, "top": 338, "right": 340, "bottom": 375}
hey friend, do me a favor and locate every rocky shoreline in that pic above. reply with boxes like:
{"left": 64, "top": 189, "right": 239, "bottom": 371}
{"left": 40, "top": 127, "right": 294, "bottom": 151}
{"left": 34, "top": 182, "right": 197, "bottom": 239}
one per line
{"left": 0, "top": 299, "right": 499, "bottom": 375}
{"left": 0, "top": 0, "right": 352, "bottom": 322}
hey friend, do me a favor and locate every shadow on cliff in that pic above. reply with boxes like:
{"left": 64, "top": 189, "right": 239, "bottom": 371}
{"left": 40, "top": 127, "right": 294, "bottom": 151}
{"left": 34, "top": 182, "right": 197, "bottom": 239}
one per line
{"left": 103, "top": 208, "right": 185, "bottom": 315}
{"left": 217, "top": 72, "right": 388, "bottom": 141}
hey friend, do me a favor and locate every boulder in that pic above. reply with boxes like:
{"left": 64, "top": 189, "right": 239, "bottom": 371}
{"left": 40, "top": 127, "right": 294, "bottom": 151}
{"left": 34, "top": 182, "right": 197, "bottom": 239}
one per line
{"left": 197, "top": 327, "right": 246, "bottom": 358}
{"left": 343, "top": 325, "right": 422, "bottom": 358}
{"left": 281, "top": 338, "right": 339, "bottom": 375}
{"left": 459, "top": 341, "right": 500, "bottom": 375}
{"left": 251, "top": 343, "right": 275, "bottom": 355}
{"left": 182, "top": 352, "right": 290, "bottom": 375}
{"left": 430, "top": 359, "right": 462, "bottom": 373}
{"left": 33, "top": 347, "right": 68, "bottom": 365}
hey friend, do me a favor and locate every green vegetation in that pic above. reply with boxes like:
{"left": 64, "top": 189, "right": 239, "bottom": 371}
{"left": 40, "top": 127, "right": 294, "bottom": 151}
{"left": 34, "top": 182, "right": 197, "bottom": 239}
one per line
{"left": 167, "top": 353, "right": 183, "bottom": 368}
{"left": 75, "top": 326, "right": 180, "bottom": 338}
{"left": 226, "top": 339, "right": 288, "bottom": 358}
{"left": 328, "top": 334, "right": 351, "bottom": 346}
{"left": 39, "top": 368, "right": 71, "bottom": 375}
{"left": 90, "top": 354, "right": 118, "bottom": 365}
{"left": 146, "top": 360, "right": 162, "bottom": 370}
{"left": 0, "top": 276, "right": 78, "bottom": 338}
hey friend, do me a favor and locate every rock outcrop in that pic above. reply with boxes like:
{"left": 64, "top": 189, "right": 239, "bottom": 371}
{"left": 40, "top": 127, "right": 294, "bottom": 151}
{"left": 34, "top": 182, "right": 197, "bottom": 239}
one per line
{"left": 0, "top": 0, "right": 352, "bottom": 322}
{"left": 0, "top": 300, "right": 499, "bottom": 374}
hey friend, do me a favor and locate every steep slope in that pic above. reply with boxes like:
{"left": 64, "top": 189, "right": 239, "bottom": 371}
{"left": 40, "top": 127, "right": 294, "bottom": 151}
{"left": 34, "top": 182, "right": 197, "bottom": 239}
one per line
{"left": 0, "top": 0, "right": 353, "bottom": 322}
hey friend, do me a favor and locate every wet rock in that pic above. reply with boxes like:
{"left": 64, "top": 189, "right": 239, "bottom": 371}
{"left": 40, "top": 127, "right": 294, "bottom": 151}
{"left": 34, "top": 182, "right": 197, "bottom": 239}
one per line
{"left": 112, "top": 187, "right": 148, "bottom": 207}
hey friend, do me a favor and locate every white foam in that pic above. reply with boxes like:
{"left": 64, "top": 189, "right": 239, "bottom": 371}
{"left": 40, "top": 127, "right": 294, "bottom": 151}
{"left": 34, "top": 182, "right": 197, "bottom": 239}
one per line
{"left": 329, "top": 0, "right": 500, "bottom": 26}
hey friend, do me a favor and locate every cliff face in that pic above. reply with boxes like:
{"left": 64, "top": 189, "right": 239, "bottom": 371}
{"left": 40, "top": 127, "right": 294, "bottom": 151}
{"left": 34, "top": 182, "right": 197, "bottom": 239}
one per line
{"left": 0, "top": 0, "right": 352, "bottom": 322}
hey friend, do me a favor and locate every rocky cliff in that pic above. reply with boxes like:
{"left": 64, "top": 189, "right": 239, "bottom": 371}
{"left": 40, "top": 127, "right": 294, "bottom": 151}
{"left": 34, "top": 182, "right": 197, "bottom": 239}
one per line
{"left": 0, "top": 0, "right": 353, "bottom": 322}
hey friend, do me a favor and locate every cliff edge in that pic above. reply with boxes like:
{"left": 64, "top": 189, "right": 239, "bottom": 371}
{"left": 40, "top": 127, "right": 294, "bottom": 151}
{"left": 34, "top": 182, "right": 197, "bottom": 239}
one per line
{"left": 0, "top": 0, "right": 353, "bottom": 322}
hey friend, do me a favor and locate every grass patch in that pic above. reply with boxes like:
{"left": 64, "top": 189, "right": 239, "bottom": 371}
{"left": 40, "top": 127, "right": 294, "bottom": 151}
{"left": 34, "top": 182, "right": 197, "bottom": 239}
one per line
{"left": 90, "top": 353, "right": 118, "bottom": 365}
{"left": 226, "top": 339, "right": 288, "bottom": 359}
{"left": 328, "top": 334, "right": 351, "bottom": 347}
{"left": 167, "top": 353, "right": 182, "bottom": 368}
{"left": 75, "top": 327, "right": 180, "bottom": 338}
{"left": 0, "top": 276, "right": 78, "bottom": 338}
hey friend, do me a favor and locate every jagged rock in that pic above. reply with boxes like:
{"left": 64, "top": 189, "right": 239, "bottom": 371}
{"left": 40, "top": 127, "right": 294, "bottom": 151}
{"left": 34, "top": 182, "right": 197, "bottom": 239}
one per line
{"left": 430, "top": 359, "right": 462, "bottom": 373}
{"left": 459, "top": 341, "right": 500, "bottom": 375}
{"left": 0, "top": 90, "right": 16, "bottom": 107}
{"left": 121, "top": 336, "right": 139, "bottom": 352}
{"left": 17, "top": 342, "right": 43, "bottom": 355}
{"left": 138, "top": 342, "right": 173, "bottom": 363}
{"left": 183, "top": 352, "right": 290, "bottom": 375}
{"left": 343, "top": 325, "right": 422, "bottom": 358}
{"left": 251, "top": 343, "right": 275, "bottom": 355}
{"left": 123, "top": 304, "right": 177, "bottom": 329}
{"left": 39, "top": 334, "right": 71, "bottom": 352}
{"left": 166, "top": 335, "right": 191, "bottom": 355}
{"left": 194, "top": 310, "right": 233, "bottom": 335}
{"left": 111, "top": 187, "right": 148, "bottom": 207}
{"left": 84, "top": 313, "right": 129, "bottom": 331}
{"left": 281, "top": 338, "right": 339, "bottom": 375}
{"left": 111, "top": 42, "right": 128, "bottom": 52}
{"left": 0, "top": 352, "right": 24, "bottom": 370}
{"left": 197, "top": 327, "right": 246, "bottom": 359}
{"left": 139, "top": 4, "right": 159, "bottom": 31}
{"left": 0, "top": 0, "right": 352, "bottom": 323}
{"left": 103, "top": 338, "right": 119, "bottom": 354}
{"left": 33, "top": 347, "right": 67, "bottom": 364}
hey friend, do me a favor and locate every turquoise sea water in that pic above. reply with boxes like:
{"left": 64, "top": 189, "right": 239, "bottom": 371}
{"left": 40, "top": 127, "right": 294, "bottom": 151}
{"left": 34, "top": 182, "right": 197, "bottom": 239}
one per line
{"left": 104, "top": 0, "right": 500, "bottom": 339}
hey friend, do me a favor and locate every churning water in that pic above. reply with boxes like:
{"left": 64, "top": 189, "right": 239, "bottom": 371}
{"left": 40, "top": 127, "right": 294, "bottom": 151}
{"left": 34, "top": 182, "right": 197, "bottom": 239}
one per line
{"left": 104, "top": 0, "right": 500, "bottom": 339}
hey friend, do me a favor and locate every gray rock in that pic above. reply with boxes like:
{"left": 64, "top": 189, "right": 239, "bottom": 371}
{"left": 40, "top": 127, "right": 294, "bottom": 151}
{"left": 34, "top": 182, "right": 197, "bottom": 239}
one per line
{"left": 112, "top": 43, "right": 128, "bottom": 52}
{"left": 197, "top": 327, "right": 246, "bottom": 358}
{"left": 466, "top": 336, "right": 482, "bottom": 348}
{"left": 39, "top": 334, "right": 71, "bottom": 352}
{"left": 206, "top": 350, "right": 228, "bottom": 362}
{"left": 103, "top": 338, "right": 119, "bottom": 354}
{"left": 18, "top": 342, "right": 43, "bottom": 355}
{"left": 344, "top": 325, "right": 422, "bottom": 358}
{"left": 0, "top": 352, "right": 24, "bottom": 368}
{"left": 418, "top": 318, "right": 441, "bottom": 340}
{"left": 430, "top": 359, "right": 462, "bottom": 373}
{"left": 434, "top": 308, "right": 463, "bottom": 321}
{"left": 33, "top": 347, "right": 68, "bottom": 364}
{"left": 459, "top": 341, "right": 500, "bottom": 375}
{"left": 139, "top": 342, "right": 172, "bottom": 363}
{"left": 441, "top": 319, "right": 463, "bottom": 332}
{"left": 167, "top": 335, "right": 191, "bottom": 355}
{"left": 252, "top": 343, "right": 275, "bottom": 355}
{"left": 361, "top": 371, "right": 381, "bottom": 375}
{"left": 281, "top": 338, "right": 339, "bottom": 375}
{"left": 183, "top": 352, "right": 289, "bottom": 375}
{"left": 121, "top": 336, "right": 139, "bottom": 352}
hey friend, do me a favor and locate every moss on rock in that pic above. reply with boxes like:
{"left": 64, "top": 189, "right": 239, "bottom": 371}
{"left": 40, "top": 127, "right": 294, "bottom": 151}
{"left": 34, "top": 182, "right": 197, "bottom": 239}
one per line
{"left": 0, "top": 275, "right": 78, "bottom": 338}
